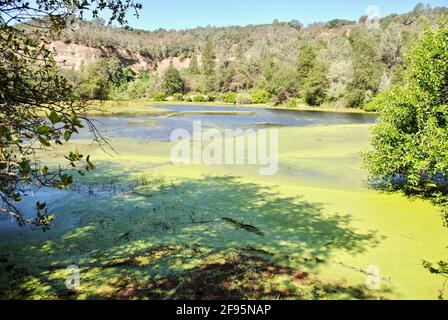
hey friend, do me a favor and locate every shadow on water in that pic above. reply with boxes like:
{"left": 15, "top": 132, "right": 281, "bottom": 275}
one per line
{"left": 0, "top": 174, "right": 385, "bottom": 299}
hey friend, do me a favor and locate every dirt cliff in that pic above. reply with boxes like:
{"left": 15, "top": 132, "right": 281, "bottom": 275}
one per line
{"left": 49, "top": 41, "right": 192, "bottom": 75}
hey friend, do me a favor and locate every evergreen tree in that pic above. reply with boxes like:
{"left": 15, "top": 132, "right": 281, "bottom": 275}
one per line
{"left": 188, "top": 54, "right": 200, "bottom": 74}
{"left": 297, "top": 43, "right": 317, "bottom": 94}
{"left": 202, "top": 37, "right": 217, "bottom": 93}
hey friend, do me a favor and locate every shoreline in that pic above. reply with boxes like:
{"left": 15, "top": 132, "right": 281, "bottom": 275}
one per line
{"left": 89, "top": 99, "right": 378, "bottom": 115}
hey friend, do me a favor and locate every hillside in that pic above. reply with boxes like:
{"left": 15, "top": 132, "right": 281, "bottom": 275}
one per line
{"left": 43, "top": 4, "right": 448, "bottom": 109}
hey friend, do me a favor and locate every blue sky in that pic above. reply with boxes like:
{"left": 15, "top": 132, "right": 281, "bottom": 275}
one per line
{"left": 121, "top": 0, "right": 447, "bottom": 30}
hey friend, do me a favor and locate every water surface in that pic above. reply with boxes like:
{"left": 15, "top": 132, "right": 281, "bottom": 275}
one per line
{"left": 81, "top": 105, "right": 378, "bottom": 141}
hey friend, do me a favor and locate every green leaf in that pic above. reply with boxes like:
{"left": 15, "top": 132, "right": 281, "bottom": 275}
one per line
{"left": 37, "top": 125, "right": 51, "bottom": 135}
{"left": 64, "top": 130, "right": 72, "bottom": 142}
{"left": 38, "top": 137, "right": 51, "bottom": 147}
{"left": 48, "top": 111, "right": 60, "bottom": 124}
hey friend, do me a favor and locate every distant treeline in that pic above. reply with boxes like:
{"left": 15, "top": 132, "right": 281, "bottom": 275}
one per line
{"left": 37, "top": 3, "right": 447, "bottom": 110}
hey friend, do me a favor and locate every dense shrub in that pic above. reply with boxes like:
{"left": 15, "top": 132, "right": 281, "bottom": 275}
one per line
{"left": 111, "top": 75, "right": 158, "bottom": 100}
{"left": 173, "top": 93, "right": 184, "bottom": 101}
{"left": 192, "top": 94, "right": 206, "bottom": 102}
{"left": 346, "top": 88, "right": 371, "bottom": 109}
{"left": 153, "top": 92, "right": 167, "bottom": 101}
{"left": 236, "top": 93, "right": 253, "bottom": 105}
{"left": 205, "top": 94, "right": 216, "bottom": 102}
{"left": 251, "top": 90, "right": 269, "bottom": 103}
{"left": 223, "top": 92, "right": 237, "bottom": 103}
{"left": 287, "top": 98, "right": 298, "bottom": 108}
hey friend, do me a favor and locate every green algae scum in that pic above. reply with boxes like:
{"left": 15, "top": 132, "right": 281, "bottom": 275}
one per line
{"left": 0, "top": 104, "right": 446, "bottom": 300}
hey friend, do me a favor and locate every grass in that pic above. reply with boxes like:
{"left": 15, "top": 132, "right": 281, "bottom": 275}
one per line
{"left": 127, "top": 120, "right": 159, "bottom": 127}
{"left": 86, "top": 100, "right": 173, "bottom": 117}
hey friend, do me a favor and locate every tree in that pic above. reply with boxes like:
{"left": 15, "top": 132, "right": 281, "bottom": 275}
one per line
{"left": 267, "top": 67, "right": 298, "bottom": 104}
{"left": 0, "top": 0, "right": 141, "bottom": 230}
{"left": 326, "top": 19, "right": 356, "bottom": 29}
{"left": 346, "top": 30, "right": 383, "bottom": 108}
{"left": 288, "top": 20, "right": 303, "bottom": 30}
{"left": 363, "top": 21, "right": 448, "bottom": 293}
{"left": 297, "top": 43, "right": 317, "bottom": 95}
{"left": 413, "top": 3, "right": 426, "bottom": 15}
{"left": 364, "top": 21, "right": 448, "bottom": 190}
{"left": 202, "top": 37, "right": 217, "bottom": 93}
{"left": 78, "top": 56, "right": 133, "bottom": 100}
{"left": 162, "top": 64, "right": 185, "bottom": 95}
{"left": 322, "top": 38, "right": 354, "bottom": 100}
{"left": 217, "top": 61, "right": 236, "bottom": 92}
{"left": 188, "top": 54, "right": 200, "bottom": 74}
{"left": 380, "top": 23, "right": 403, "bottom": 68}
{"left": 303, "top": 62, "right": 330, "bottom": 106}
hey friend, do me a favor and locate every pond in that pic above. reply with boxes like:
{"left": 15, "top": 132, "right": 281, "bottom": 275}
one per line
{"left": 80, "top": 105, "right": 378, "bottom": 141}
{"left": 0, "top": 104, "right": 446, "bottom": 300}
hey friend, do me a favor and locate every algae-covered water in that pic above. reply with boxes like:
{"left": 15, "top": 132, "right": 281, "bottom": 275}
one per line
{"left": 0, "top": 104, "right": 446, "bottom": 300}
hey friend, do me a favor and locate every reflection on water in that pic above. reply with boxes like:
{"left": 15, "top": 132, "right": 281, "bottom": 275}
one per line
{"left": 76, "top": 105, "right": 378, "bottom": 141}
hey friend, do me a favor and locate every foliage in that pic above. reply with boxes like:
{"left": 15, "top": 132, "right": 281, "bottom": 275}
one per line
{"left": 202, "top": 37, "right": 217, "bottom": 93}
{"left": 236, "top": 93, "right": 253, "bottom": 105}
{"left": 303, "top": 62, "right": 330, "bottom": 106}
{"left": 193, "top": 95, "right": 206, "bottom": 102}
{"left": 346, "top": 30, "right": 383, "bottom": 108}
{"left": 363, "top": 20, "right": 448, "bottom": 289}
{"left": 113, "top": 74, "right": 159, "bottom": 100}
{"left": 363, "top": 90, "right": 387, "bottom": 112}
{"left": 153, "top": 92, "right": 167, "bottom": 101}
{"left": 267, "top": 67, "right": 298, "bottom": 104}
{"left": 187, "top": 55, "right": 200, "bottom": 75}
{"left": 380, "top": 23, "right": 404, "bottom": 68}
{"left": 326, "top": 19, "right": 356, "bottom": 29}
{"left": 223, "top": 92, "right": 237, "bottom": 103}
{"left": 188, "top": 94, "right": 210, "bottom": 102}
{"left": 162, "top": 64, "right": 185, "bottom": 96}
{"left": 78, "top": 56, "right": 133, "bottom": 100}
{"left": 45, "top": 6, "right": 448, "bottom": 110}
{"left": 0, "top": 0, "right": 141, "bottom": 229}
{"left": 297, "top": 43, "right": 318, "bottom": 93}
{"left": 287, "top": 98, "right": 298, "bottom": 108}
{"left": 251, "top": 90, "right": 269, "bottom": 104}
{"left": 173, "top": 93, "right": 184, "bottom": 101}
{"left": 364, "top": 21, "right": 448, "bottom": 190}
{"left": 321, "top": 38, "right": 354, "bottom": 101}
